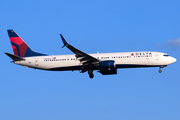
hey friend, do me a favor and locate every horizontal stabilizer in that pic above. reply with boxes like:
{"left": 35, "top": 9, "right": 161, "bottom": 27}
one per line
{"left": 5, "top": 52, "right": 25, "bottom": 61}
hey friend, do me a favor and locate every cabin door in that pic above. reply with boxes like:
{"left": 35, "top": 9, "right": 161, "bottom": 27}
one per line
{"left": 35, "top": 58, "right": 39, "bottom": 66}
{"left": 155, "top": 54, "right": 159, "bottom": 60}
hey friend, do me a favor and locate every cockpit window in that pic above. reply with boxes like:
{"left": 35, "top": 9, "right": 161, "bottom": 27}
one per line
{"left": 163, "top": 54, "right": 169, "bottom": 57}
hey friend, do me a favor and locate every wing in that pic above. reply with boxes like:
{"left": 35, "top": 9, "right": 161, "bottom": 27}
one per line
{"left": 60, "top": 34, "right": 99, "bottom": 65}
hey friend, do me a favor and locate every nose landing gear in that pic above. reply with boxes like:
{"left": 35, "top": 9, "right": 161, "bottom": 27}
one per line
{"left": 159, "top": 66, "right": 163, "bottom": 73}
{"left": 158, "top": 65, "right": 167, "bottom": 73}
{"left": 159, "top": 69, "right": 162, "bottom": 73}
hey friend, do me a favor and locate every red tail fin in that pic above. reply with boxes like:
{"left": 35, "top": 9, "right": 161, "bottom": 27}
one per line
{"left": 7, "top": 30, "right": 46, "bottom": 57}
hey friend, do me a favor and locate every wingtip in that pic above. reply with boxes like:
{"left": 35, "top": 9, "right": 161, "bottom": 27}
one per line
{"left": 60, "top": 34, "right": 69, "bottom": 48}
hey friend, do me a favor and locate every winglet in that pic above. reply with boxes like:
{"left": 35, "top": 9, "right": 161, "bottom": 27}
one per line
{"left": 60, "top": 34, "right": 69, "bottom": 48}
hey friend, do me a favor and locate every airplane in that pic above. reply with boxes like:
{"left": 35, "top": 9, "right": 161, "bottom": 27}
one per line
{"left": 5, "top": 29, "right": 176, "bottom": 78}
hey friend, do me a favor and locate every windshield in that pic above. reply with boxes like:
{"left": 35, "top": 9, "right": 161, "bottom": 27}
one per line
{"left": 163, "top": 54, "right": 169, "bottom": 57}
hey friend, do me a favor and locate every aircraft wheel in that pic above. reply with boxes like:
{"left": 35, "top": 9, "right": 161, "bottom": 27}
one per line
{"left": 88, "top": 69, "right": 94, "bottom": 78}
{"left": 89, "top": 74, "right": 94, "bottom": 79}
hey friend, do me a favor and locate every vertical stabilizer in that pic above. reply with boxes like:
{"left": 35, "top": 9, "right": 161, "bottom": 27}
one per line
{"left": 7, "top": 30, "right": 46, "bottom": 57}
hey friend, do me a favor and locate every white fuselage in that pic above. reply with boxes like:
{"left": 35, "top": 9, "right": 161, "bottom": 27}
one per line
{"left": 14, "top": 51, "right": 176, "bottom": 71}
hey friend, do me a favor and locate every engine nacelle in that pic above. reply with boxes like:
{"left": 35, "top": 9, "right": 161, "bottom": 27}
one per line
{"left": 99, "top": 69, "right": 117, "bottom": 75}
{"left": 99, "top": 60, "right": 116, "bottom": 70}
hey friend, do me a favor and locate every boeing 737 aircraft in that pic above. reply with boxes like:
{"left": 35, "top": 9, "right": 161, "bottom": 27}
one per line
{"left": 5, "top": 30, "right": 176, "bottom": 78}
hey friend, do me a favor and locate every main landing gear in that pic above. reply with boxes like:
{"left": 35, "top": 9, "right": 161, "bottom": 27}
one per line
{"left": 88, "top": 70, "right": 94, "bottom": 78}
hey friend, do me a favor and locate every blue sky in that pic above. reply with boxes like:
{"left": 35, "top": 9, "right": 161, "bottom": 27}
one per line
{"left": 1, "top": 0, "right": 180, "bottom": 120}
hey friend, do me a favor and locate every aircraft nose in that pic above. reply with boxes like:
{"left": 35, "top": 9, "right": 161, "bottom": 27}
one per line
{"left": 171, "top": 57, "right": 177, "bottom": 63}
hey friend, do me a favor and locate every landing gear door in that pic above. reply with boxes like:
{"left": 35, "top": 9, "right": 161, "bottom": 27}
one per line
{"left": 155, "top": 54, "right": 159, "bottom": 60}
{"left": 35, "top": 58, "right": 39, "bottom": 66}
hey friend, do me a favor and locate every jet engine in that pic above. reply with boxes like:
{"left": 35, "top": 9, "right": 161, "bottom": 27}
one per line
{"left": 99, "top": 69, "right": 117, "bottom": 75}
{"left": 98, "top": 60, "right": 117, "bottom": 75}
{"left": 99, "top": 60, "right": 116, "bottom": 70}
